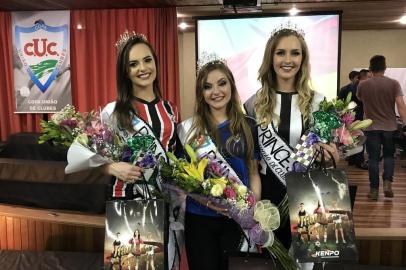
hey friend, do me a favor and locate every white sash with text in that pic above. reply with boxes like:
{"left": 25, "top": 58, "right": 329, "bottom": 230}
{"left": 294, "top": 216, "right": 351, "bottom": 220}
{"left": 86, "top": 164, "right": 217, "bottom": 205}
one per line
{"left": 258, "top": 123, "right": 295, "bottom": 187}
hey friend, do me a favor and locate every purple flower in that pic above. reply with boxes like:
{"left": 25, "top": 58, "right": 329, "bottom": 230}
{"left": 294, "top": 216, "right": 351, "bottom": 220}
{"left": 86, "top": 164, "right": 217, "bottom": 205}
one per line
{"left": 136, "top": 152, "right": 156, "bottom": 169}
{"left": 121, "top": 147, "right": 133, "bottom": 162}
{"left": 341, "top": 113, "right": 355, "bottom": 126}
{"left": 306, "top": 132, "right": 320, "bottom": 146}
{"left": 60, "top": 119, "right": 78, "bottom": 129}
{"left": 102, "top": 129, "right": 113, "bottom": 144}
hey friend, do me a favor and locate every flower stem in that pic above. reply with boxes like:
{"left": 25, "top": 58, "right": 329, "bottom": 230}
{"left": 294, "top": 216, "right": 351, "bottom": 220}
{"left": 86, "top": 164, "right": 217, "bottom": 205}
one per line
{"left": 278, "top": 194, "right": 290, "bottom": 227}
{"left": 267, "top": 238, "right": 298, "bottom": 270}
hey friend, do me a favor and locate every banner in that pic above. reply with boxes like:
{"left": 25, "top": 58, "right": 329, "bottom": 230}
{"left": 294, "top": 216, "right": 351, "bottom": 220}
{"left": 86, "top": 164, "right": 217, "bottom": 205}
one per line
{"left": 12, "top": 11, "right": 71, "bottom": 113}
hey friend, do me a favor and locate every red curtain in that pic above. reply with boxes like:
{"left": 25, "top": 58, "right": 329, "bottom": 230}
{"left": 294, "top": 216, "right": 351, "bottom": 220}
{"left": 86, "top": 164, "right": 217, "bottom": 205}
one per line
{"left": 71, "top": 8, "right": 180, "bottom": 111}
{"left": 0, "top": 12, "right": 44, "bottom": 140}
{"left": 0, "top": 8, "right": 180, "bottom": 141}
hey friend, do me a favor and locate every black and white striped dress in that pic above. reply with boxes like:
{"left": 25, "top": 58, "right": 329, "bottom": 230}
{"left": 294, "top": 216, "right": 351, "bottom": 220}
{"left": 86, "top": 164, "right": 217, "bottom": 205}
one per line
{"left": 102, "top": 98, "right": 179, "bottom": 199}
{"left": 244, "top": 90, "right": 324, "bottom": 248}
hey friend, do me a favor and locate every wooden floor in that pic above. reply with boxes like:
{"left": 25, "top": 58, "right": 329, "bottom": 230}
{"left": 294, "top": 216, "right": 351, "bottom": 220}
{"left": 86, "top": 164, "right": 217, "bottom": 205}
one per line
{"left": 340, "top": 158, "right": 406, "bottom": 241}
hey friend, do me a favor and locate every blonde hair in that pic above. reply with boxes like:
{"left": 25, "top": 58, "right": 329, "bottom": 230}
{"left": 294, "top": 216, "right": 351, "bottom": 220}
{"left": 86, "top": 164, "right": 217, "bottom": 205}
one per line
{"left": 189, "top": 61, "right": 255, "bottom": 172}
{"left": 255, "top": 30, "right": 314, "bottom": 127}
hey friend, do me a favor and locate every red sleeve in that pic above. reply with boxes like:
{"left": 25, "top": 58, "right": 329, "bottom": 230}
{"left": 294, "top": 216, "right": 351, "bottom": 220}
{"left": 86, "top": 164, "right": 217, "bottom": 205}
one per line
{"left": 169, "top": 100, "right": 180, "bottom": 123}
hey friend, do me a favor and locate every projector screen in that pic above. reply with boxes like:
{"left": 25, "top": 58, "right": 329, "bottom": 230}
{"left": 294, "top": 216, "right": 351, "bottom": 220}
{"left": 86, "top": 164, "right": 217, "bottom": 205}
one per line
{"left": 196, "top": 13, "right": 341, "bottom": 102}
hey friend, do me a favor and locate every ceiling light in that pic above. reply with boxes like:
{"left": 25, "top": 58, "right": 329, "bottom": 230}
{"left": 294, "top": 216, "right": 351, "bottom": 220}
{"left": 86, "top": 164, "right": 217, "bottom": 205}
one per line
{"left": 400, "top": 15, "right": 406, "bottom": 24}
{"left": 289, "top": 6, "right": 299, "bottom": 16}
{"left": 178, "top": 22, "right": 188, "bottom": 30}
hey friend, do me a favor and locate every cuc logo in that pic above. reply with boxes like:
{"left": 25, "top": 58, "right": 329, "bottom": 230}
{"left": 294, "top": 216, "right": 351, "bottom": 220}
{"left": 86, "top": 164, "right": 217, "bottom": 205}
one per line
{"left": 15, "top": 19, "right": 68, "bottom": 93}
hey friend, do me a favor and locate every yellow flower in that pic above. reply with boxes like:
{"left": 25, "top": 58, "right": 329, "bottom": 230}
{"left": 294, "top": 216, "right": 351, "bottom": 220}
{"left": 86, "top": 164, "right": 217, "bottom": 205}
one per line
{"left": 183, "top": 158, "right": 208, "bottom": 182}
{"left": 76, "top": 133, "right": 88, "bottom": 146}
{"left": 210, "top": 184, "right": 224, "bottom": 197}
{"left": 235, "top": 200, "right": 247, "bottom": 210}
{"left": 236, "top": 185, "right": 247, "bottom": 197}
{"left": 209, "top": 177, "right": 228, "bottom": 189}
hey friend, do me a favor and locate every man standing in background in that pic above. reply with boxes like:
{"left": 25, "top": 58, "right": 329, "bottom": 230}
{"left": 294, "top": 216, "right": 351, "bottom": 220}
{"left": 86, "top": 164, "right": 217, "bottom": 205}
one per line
{"left": 339, "top": 70, "right": 368, "bottom": 169}
{"left": 339, "top": 70, "right": 359, "bottom": 101}
{"left": 357, "top": 55, "right": 406, "bottom": 200}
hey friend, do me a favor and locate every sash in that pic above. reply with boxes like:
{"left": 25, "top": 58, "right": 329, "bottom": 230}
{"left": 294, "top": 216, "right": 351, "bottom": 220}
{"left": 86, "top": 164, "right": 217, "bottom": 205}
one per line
{"left": 178, "top": 118, "right": 244, "bottom": 185}
{"left": 103, "top": 105, "right": 167, "bottom": 198}
{"left": 258, "top": 123, "right": 295, "bottom": 187}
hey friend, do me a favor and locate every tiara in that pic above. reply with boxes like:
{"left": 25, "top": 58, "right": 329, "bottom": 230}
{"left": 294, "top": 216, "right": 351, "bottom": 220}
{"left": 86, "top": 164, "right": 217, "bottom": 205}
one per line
{"left": 270, "top": 21, "right": 305, "bottom": 39}
{"left": 115, "top": 30, "right": 147, "bottom": 52}
{"left": 196, "top": 51, "right": 227, "bottom": 73}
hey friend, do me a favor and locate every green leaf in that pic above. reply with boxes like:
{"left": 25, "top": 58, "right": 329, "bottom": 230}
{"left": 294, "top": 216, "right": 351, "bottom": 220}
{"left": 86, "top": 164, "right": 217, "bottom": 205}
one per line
{"left": 345, "top": 91, "right": 352, "bottom": 104}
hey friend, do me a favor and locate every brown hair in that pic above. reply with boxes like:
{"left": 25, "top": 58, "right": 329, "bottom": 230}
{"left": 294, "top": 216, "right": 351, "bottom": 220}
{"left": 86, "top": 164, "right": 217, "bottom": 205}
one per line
{"left": 114, "top": 36, "right": 161, "bottom": 131}
{"left": 188, "top": 61, "right": 255, "bottom": 172}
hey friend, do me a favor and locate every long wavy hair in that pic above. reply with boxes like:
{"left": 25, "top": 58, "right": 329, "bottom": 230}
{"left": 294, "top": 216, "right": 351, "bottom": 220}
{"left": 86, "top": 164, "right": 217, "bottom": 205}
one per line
{"left": 188, "top": 61, "right": 255, "bottom": 172}
{"left": 255, "top": 30, "right": 314, "bottom": 127}
{"left": 114, "top": 36, "right": 161, "bottom": 131}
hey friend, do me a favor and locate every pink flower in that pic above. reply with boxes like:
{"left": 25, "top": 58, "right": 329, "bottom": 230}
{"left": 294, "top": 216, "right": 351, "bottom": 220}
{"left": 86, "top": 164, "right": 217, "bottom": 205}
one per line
{"left": 228, "top": 175, "right": 239, "bottom": 184}
{"left": 223, "top": 186, "right": 236, "bottom": 200}
{"left": 85, "top": 120, "right": 103, "bottom": 136}
{"left": 334, "top": 126, "right": 354, "bottom": 146}
{"left": 247, "top": 194, "right": 256, "bottom": 207}
{"left": 207, "top": 160, "right": 223, "bottom": 177}
{"left": 341, "top": 113, "right": 355, "bottom": 127}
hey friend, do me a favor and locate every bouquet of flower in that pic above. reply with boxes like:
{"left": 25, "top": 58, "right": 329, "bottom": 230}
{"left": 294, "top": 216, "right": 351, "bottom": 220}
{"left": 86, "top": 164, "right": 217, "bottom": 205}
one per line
{"left": 318, "top": 92, "right": 372, "bottom": 149}
{"left": 65, "top": 112, "right": 158, "bottom": 193}
{"left": 291, "top": 93, "right": 372, "bottom": 167}
{"left": 38, "top": 104, "right": 91, "bottom": 148}
{"left": 161, "top": 144, "right": 297, "bottom": 270}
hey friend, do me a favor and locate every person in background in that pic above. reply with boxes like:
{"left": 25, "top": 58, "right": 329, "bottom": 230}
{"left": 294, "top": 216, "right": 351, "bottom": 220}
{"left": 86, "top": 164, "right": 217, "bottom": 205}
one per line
{"left": 338, "top": 70, "right": 359, "bottom": 101}
{"left": 178, "top": 60, "right": 261, "bottom": 270}
{"left": 357, "top": 55, "right": 406, "bottom": 200}
{"left": 339, "top": 70, "right": 368, "bottom": 170}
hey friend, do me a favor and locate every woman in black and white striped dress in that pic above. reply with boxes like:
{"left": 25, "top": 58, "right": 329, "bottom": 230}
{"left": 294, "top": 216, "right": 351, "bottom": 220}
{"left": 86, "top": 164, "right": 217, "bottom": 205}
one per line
{"left": 244, "top": 26, "right": 339, "bottom": 250}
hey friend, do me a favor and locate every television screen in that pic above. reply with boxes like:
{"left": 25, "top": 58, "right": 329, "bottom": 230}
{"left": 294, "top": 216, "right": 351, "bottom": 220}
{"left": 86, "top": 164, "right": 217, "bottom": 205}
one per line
{"left": 196, "top": 13, "right": 340, "bottom": 102}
